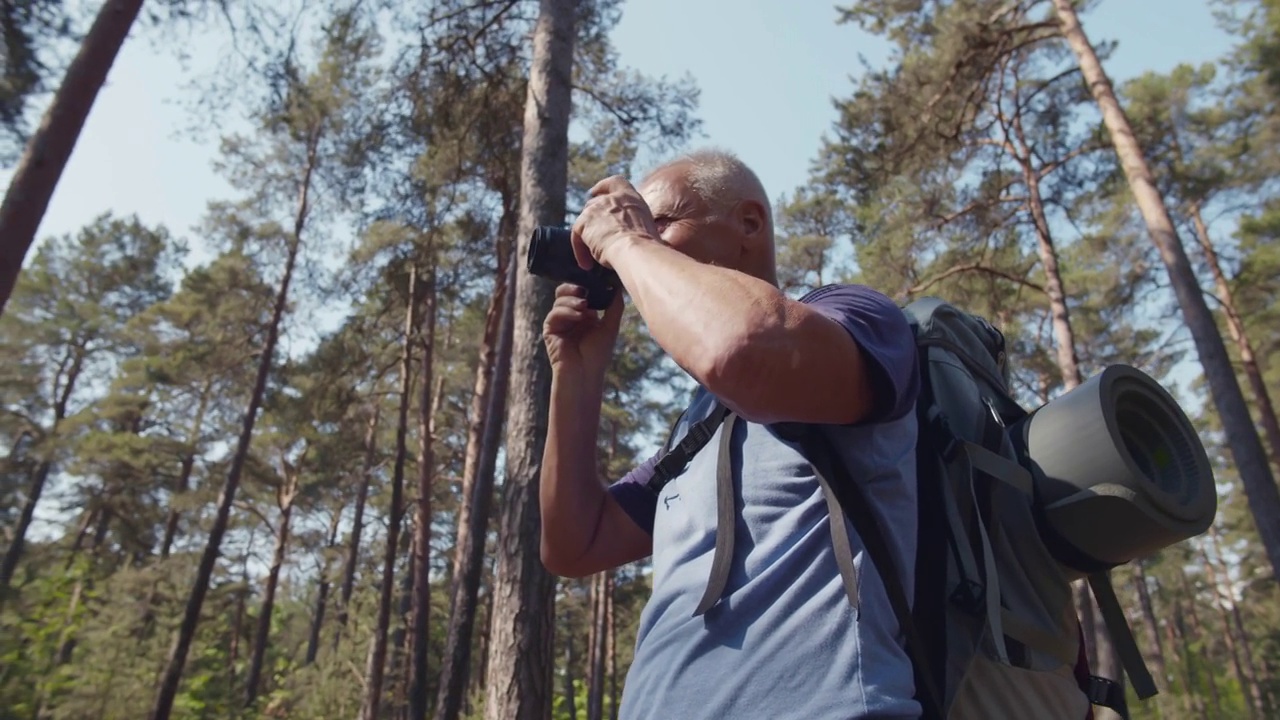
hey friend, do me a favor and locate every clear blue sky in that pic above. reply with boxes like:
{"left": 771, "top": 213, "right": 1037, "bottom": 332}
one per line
{"left": 3, "top": 0, "right": 1236, "bottom": 263}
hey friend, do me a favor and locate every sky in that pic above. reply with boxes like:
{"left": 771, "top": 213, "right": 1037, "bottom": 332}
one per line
{"left": 2, "top": 0, "right": 1237, "bottom": 259}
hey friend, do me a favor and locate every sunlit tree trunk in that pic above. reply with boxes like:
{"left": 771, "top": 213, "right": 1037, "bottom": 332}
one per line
{"left": 482, "top": 1, "right": 577, "bottom": 717}
{"left": 0, "top": 0, "right": 145, "bottom": 315}
{"left": 1053, "top": 0, "right": 1280, "bottom": 578}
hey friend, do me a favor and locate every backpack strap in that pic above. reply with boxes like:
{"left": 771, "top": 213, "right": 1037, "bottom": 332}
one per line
{"left": 1089, "top": 572, "right": 1158, "bottom": 701}
{"left": 798, "top": 431, "right": 944, "bottom": 720}
{"left": 647, "top": 401, "right": 730, "bottom": 496}
{"left": 694, "top": 411, "right": 740, "bottom": 617}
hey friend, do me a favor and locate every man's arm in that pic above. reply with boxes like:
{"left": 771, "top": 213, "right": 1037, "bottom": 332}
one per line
{"left": 605, "top": 235, "right": 907, "bottom": 426}
{"left": 540, "top": 364, "right": 654, "bottom": 578}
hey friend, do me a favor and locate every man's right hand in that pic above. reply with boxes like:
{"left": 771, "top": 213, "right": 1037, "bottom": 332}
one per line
{"left": 543, "top": 282, "right": 625, "bottom": 378}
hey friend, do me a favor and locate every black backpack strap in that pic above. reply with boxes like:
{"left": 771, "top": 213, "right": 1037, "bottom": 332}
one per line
{"left": 798, "top": 432, "right": 944, "bottom": 720}
{"left": 647, "top": 402, "right": 730, "bottom": 496}
{"left": 694, "top": 411, "right": 740, "bottom": 616}
{"left": 1089, "top": 572, "right": 1158, "bottom": 702}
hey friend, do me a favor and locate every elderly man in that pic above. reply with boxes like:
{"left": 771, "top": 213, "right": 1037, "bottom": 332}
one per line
{"left": 539, "top": 148, "right": 921, "bottom": 719}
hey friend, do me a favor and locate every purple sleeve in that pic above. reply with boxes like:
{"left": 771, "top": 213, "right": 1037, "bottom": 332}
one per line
{"left": 801, "top": 284, "right": 919, "bottom": 423}
{"left": 607, "top": 452, "right": 660, "bottom": 535}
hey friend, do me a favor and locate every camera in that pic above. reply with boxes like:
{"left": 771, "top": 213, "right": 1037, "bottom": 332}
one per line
{"left": 526, "top": 226, "right": 621, "bottom": 310}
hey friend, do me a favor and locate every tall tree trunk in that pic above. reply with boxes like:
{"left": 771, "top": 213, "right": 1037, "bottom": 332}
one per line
{"left": 1020, "top": 136, "right": 1122, "bottom": 703}
{"left": 483, "top": 1, "right": 576, "bottom": 718}
{"left": 562, "top": 630, "right": 578, "bottom": 720}
{"left": 0, "top": 0, "right": 145, "bottom": 315}
{"left": 245, "top": 475, "right": 299, "bottom": 708}
{"left": 1189, "top": 205, "right": 1280, "bottom": 475}
{"left": 1170, "top": 598, "right": 1209, "bottom": 720}
{"left": 229, "top": 559, "right": 251, "bottom": 690}
{"left": 1206, "top": 525, "right": 1267, "bottom": 717}
{"left": 587, "top": 574, "right": 607, "bottom": 720}
{"left": 306, "top": 509, "right": 343, "bottom": 665}
{"left": 160, "top": 381, "right": 214, "bottom": 561}
{"left": 470, "top": 580, "right": 495, "bottom": 713}
{"left": 435, "top": 215, "right": 517, "bottom": 720}
{"left": 1131, "top": 560, "right": 1169, "bottom": 696}
{"left": 1178, "top": 571, "right": 1223, "bottom": 717}
{"left": 148, "top": 131, "right": 318, "bottom": 720}
{"left": 335, "top": 404, "right": 381, "bottom": 650}
{"left": 1, "top": 348, "right": 84, "bottom": 595}
{"left": 1053, "top": 0, "right": 1280, "bottom": 578}
{"left": 361, "top": 265, "right": 419, "bottom": 720}
{"left": 607, "top": 572, "right": 617, "bottom": 720}
{"left": 1198, "top": 538, "right": 1259, "bottom": 719}
{"left": 392, "top": 529, "right": 416, "bottom": 718}
{"left": 450, "top": 201, "right": 516, "bottom": 584}
{"left": 409, "top": 248, "right": 440, "bottom": 720}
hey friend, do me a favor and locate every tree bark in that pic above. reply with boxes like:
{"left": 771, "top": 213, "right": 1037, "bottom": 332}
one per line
{"left": 435, "top": 217, "right": 518, "bottom": 720}
{"left": 1189, "top": 205, "right": 1280, "bottom": 476}
{"left": 245, "top": 473, "right": 300, "bottom": 708}
{"left": 483, "top": 2, "right": 577, "bottom": 717}
{"left": 305, "top": 509, "right": 343, "bottom": 665}
{"left": 361, "top": 265, "right": 419, "bottom": 720}
{"left": 587, "top": 574, "right": 607, "bottom": 720}
{"left": 0, "top": 0, "right": 145, "bottom": 315}
{"left": 607, "top": 572, "right": 617, "bottom": 720}
{"left": 1053, "top": 0, "right": 1280, "bottom": 578}
{"left": 335, "top": 404, "right": 380, "bottom": 650}
{"left": 409, "top": 245, "right": 440, "bottom": 720}
{"left": 148, "top": 130, "right": 316, "bottom": 720}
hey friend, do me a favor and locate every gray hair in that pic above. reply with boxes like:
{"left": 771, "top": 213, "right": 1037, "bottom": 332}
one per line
{"left": 654, "top": 147, "right": 773, "bottom": 226}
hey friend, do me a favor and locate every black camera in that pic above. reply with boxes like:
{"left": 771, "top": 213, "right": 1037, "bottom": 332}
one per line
{"left": 526, "top": 226, "right": 621, "bottom": 310}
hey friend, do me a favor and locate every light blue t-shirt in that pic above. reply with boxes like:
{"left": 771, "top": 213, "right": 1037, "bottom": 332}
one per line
{"left": 608, "top": 284, "right": 921, "bottom": 719}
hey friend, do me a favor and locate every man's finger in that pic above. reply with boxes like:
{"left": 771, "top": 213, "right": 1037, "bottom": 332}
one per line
{"left": 588, "top": 174, "right": 633, "bottom": 198}
{"left": 544, "top": 307, "right": 591, "bottom": 333}
{"left": 555, "top": 283, "right": 586, "bottom": 299}
{"left": 552, "top": 295, "right": 589, "bottom": 312}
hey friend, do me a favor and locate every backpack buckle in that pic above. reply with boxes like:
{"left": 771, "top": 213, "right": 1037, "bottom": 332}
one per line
{"left": 949, "top": 578, "right": 986, "bottom": 616}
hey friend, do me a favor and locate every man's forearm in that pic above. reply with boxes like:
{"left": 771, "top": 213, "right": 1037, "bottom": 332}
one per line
{"left": 540, "top": 364, "right": 608, "bottom": 573}
{"left": 605, "top": 234, "right": 798, "bottom": 416}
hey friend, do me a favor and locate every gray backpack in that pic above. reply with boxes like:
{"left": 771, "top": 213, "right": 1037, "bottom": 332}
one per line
{"left": 648, "top": 295, "right": 1217, "bottom": 719}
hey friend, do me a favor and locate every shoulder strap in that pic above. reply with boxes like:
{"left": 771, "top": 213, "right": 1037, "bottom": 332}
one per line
{"left": 646, "top": 402, "right": 730, "bottom": 496}
{"left": 798, "top": 432, "right": 944, "bottom": 720}
{"left": 694, "top": 411, "right": 740, "bottom": 617}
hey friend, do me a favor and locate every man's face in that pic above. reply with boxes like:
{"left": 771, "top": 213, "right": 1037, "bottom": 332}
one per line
{"left": 638, "top": 163, "right": 744, "bottom": 270}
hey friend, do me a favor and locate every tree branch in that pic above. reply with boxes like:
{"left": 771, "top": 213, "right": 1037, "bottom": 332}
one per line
{"left": 908, "top": 262, "right": 1045, "bottom": 296}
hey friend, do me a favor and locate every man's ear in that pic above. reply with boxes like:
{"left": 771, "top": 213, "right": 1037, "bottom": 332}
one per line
{"left": 738, "top": 199, "right": 767, "bottom": 239}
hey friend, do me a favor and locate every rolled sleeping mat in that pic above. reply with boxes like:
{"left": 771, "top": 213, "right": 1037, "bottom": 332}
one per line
{"left": 1011, "top": 364, "right": 1216, "bottom": 579}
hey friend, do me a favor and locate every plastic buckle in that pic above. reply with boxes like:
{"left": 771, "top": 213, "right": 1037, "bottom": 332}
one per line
{"left": 1087, "top": 675, "right": 1121, "bottom": 707}
{"left": 949, "top": 578, "right": 986, "bottom": 616}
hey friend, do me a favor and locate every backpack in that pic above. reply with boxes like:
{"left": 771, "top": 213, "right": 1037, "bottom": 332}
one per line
{"left": 647, "top": 295, "right": 1216, "bottom": 719}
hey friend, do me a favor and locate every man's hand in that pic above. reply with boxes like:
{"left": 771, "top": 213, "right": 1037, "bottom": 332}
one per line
{"left": 543, "top": 282, "right": 625, "bottom": 378}
{"left": 570, "top": 175, "right": 661, "bottom": 271}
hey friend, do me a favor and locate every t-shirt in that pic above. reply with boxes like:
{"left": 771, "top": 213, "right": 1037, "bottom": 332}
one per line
{"left": 607, "top": 283, "right": 922, "bottom": 720}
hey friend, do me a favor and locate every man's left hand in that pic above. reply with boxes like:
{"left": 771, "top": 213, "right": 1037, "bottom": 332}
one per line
{"left": 570, "top": 175, "right": 660, "bottom": 271}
